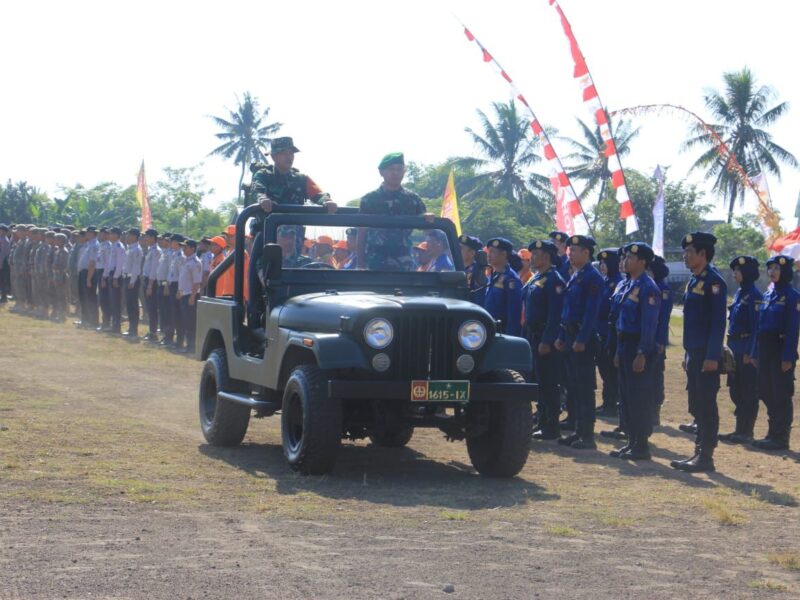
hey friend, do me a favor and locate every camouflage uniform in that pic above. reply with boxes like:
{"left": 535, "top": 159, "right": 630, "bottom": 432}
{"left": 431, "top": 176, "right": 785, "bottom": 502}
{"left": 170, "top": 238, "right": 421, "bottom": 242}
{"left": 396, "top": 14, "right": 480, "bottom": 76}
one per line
{"left": 359, "top": 186, "right": 426, "bottom": 271}
{"left": 50, "top": 237, "right": 70, "bottom": 320}
{"left": 26, "top": 235, "right": 41, "bottom": 311}
{"left": 33, "top": 236, "right": 51, "bottom": 315}
{"left": 248, "top": 164, "right": 329, "bottom": 207}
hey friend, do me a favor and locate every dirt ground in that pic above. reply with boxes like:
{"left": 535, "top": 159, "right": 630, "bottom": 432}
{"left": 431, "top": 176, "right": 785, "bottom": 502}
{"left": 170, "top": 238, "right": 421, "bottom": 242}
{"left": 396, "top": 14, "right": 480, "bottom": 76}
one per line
{"left": 1, "top": 308, "right": 799, "bottom": 600}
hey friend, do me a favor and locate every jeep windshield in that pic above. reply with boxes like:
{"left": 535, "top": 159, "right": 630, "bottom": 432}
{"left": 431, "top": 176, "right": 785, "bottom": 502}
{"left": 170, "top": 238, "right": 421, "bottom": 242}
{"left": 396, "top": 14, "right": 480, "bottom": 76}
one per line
{"left": 263, "top": 211, "right": 463, "bottom": 274}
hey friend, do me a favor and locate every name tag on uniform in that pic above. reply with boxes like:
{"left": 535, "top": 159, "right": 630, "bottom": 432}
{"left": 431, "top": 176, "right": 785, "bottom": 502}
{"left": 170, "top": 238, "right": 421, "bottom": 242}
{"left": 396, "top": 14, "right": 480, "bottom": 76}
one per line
{"left": 534, "top": 278, "right": 546, "bottom": 288}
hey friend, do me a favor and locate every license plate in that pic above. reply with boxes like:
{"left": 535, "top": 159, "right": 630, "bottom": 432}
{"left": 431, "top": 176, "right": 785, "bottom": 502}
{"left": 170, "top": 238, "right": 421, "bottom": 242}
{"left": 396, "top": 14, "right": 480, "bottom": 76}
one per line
{"left": 410, "top": 380, "right": 470, "bottom": 402}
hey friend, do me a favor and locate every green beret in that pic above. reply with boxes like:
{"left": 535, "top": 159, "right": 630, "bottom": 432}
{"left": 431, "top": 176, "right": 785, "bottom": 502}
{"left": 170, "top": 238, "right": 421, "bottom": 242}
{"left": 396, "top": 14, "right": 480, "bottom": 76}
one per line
{"left": 378, "top": 152, "right": 404, "bottom": 170}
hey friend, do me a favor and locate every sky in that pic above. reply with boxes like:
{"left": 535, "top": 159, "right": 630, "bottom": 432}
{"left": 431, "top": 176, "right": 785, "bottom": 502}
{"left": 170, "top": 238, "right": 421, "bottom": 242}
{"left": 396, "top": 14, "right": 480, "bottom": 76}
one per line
{"left": 2, "top": 0, "right": 799, "bottom": 232}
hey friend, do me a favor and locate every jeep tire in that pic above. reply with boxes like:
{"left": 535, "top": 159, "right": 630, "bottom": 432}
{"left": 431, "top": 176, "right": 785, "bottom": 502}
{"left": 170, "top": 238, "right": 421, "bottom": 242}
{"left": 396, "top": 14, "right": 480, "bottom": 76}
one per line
{"left": 466, "top": 369, "right": 532, "bottom": 477}
{"left": 199, "top": 348, "right": 251, "bottom": 446}
{"left": 281, "top": 365, "right": 342, "bottom": 475}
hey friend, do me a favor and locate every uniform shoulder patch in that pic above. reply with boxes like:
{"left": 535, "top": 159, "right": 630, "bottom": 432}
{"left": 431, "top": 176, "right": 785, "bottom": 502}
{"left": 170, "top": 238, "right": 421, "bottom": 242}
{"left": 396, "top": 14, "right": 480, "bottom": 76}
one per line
{"left": 711, "top": 283, "right": 721, "bottom": 295}
{"left": 555, "top": 285, "right": 564, "bottom": 294}
{"left": 662, "top": 291, "right": 669, "bottom": 300}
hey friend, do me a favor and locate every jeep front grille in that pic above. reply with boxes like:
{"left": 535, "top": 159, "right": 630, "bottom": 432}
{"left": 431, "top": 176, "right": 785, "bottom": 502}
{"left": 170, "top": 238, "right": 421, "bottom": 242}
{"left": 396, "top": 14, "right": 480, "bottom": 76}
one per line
{"left": 391, "top": 315, "right": 457, "bottom": 379}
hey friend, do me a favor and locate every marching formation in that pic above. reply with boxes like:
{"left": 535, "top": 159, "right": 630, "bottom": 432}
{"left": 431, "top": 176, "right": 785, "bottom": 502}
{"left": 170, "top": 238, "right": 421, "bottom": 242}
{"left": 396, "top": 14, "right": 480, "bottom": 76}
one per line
{"left": 1, "top": 136, "right": 798, "bottom": 476}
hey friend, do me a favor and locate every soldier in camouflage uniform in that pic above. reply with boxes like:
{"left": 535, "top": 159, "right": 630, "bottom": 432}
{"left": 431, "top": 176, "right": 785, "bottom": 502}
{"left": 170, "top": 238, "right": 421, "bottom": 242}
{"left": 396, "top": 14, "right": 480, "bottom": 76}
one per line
{"left": 26, "top": 228, "right": 42, "bottom": 313}
{"left": 9, "top": 225, "right": 29, "bottom": 311}
{"left": 50, "top": 233, "right": 71, "bottom": 321}
{"left": 33, "top": 230, "right": 53, "bottom": 317}
{"left": 248, "top": 136, "right": 335, "bottom": 327}
{"left": 357, "top": 152, "right": 431, "bottom": 271}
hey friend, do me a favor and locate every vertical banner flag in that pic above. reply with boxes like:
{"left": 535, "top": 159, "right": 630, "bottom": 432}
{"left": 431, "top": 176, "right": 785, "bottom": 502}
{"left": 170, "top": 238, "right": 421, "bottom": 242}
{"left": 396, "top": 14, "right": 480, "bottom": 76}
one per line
{"left": 549, "top": 0, "right": 638, "bottom": 234}
{"left": 461, "top": 24, "right": 589, "bottom": 235}
{"left": 795, "top": 190, "right": 800, "bottom": 229}
{"left": 441, "top": 168, "right": 463, "bottom": 236}
{"left": 750, "top": 172, "right": 781, "bottom": 243}
{"left": 652, "top": 166, "right": 665, "bottom": 257}
{"left": 136, "top": 160, "right": 152, "bottom": 231}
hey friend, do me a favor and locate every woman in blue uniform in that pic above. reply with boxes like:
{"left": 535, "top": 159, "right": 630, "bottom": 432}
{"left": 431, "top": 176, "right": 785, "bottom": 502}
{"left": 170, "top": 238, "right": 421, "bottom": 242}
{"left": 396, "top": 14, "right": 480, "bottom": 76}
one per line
{"left": 524, "top": 240, "right": 566, "bottom": 440}
{"left": 751, "top": 255, "right": 800, "bottom": 451}
{"left": 719, "top": 256, "right": 762, "bottom": 444}
{"left": 596, "top": 249, "right": 623, "bottom": 416}
{"left": 649, "top": 255, "right": 673, "bottom": 427}
{"left": 484, "top": 238, "right": 523, "bottom": 337}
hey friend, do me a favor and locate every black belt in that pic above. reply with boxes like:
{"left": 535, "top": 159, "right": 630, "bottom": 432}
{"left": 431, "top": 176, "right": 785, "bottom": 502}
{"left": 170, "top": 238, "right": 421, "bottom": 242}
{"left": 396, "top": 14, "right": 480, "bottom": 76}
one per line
{"left": 564, "top": 323, "right": 579, "bottom": 336}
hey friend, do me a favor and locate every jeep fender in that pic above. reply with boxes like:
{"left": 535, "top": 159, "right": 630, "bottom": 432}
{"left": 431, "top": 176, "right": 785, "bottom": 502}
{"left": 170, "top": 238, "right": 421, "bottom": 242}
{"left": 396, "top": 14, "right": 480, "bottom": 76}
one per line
{"left": 280, "top": 332, "right": 370, "bottom": 374}
{"left": 477, "top": 335, "right": 532, "bottom": 375}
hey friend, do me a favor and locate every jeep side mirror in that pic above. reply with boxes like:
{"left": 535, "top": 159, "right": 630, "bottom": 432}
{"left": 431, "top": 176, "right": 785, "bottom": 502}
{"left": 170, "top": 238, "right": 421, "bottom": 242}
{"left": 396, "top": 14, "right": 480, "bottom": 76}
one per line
{"left": 263, "top": 243, "right": 283, "bottom": 281}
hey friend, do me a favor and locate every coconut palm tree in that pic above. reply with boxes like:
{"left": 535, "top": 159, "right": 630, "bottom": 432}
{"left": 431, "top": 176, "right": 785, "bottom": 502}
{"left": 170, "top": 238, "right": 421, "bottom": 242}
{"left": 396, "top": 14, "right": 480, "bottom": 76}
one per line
{"left": 562, "top": 117, "right": 639, "bottom": 206}
{"left": 454, "top": 100, "right": 551, "bottom": 224}
{"left": 683, "top": 68, "right": 798, "bottom": 223}
{"left": 208, "top": 92, "right": 282, "bottom": 201}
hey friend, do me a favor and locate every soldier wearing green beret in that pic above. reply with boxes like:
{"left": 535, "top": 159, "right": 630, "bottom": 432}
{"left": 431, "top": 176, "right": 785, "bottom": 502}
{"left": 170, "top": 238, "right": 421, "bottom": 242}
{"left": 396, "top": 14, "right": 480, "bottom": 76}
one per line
{"left": 357, "top": 152, "right": 434, "bottom": 270}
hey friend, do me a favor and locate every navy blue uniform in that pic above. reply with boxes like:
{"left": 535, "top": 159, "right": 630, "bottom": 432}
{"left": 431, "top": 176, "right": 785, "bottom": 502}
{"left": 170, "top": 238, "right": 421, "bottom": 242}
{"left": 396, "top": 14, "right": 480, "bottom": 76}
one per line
{"left": 524, "top": 266, "right": 566, "bottom": 434}
{"left": 653, "top": 279, "right": 673, "bottom": 411}
{"left": 485, "top": 265, "right": 523, "bottom": 337}
{"left": 616, "top": 273, "right": 661, "bottom": 446}
{"left": 596, "top": 272, "right": 623, "bottom": 409}
{"left": 683, "top": 265, "right": 727, "bottom": 451}
{"left": 464, "top": 262, "right": 488, "bottom": 307}
{"left": 558, "top": 263, "right": 604, "bottom": 429}
{"left": 753, "top": 283, "right": 800, "bottom": 445}
{"left": 555, "top": 254, "right": 571, "bottom": 282}
{"left": 727, "top": 283, "right": 762, "bottom": 425}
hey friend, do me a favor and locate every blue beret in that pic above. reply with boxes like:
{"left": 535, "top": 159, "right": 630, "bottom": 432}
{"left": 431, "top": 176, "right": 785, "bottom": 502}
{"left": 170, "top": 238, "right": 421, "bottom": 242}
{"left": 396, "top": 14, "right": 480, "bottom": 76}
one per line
{"left": 528, "top": 239, "right": 558, "bottom": 257}
{"left": 766, "top": 255, "right": 795, "bottom": 269}
{"left": 681, "top": 232, "right": 717, "bottom": 249}
{"left": 549, "top": 231, "right": 568, "bottom": 243}
{"left": 566, "top": 235, "right": 596, "bottom": 249}
{"left": 459, "top": 234, "right": 483, "bottom": 251}
{"left": 623, "top": 242, "right": 654, "bottom": 262}
{"left": 487, "top": 237, "right": 513, "bottom": 253}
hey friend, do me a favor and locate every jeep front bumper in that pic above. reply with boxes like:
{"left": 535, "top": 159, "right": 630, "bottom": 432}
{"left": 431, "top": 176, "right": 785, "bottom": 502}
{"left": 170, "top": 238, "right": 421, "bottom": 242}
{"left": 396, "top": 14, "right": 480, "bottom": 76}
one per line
{"left": 328, "top": 380, "right": 537, "bottom": 402}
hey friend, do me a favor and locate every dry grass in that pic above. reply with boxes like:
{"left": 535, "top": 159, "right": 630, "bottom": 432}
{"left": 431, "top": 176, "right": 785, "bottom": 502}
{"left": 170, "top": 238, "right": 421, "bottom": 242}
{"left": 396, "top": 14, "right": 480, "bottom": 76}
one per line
{"left": 768, "top": 551, "right": 800, "bottom": 572}
{"left": 545, "top": 524, "right": 580, "bottom": 537}
{"left": 748, "top": 580, "right": 790, "bottom": 592}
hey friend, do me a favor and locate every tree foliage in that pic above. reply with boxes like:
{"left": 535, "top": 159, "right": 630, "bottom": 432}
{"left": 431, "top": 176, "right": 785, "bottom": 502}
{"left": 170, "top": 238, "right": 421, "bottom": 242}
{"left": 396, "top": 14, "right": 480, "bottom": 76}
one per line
{"left": 0, "top": 181, "right": 51, "bottom": 224}
{"left": 712, "top": 215, "right": 768, "bottom": 266}
{"left": 683, "top": 67, "right": 798, "bottom": 223}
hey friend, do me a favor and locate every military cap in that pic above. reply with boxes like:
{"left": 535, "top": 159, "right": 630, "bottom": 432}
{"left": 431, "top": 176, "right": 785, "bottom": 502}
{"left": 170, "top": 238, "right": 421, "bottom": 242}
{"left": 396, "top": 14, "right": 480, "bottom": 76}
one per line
{"left": 549, "top": 231, "right": 568, "bottom": 243}
{"left": 729, "top": 255, "right": 759, "bottom": 270}
{"left": 508, "top": 251, "right": 523, "bottom": 272}
{"left": 85, "top": 226, "right": 98, "bottom": 233}
{"left": 598, "top": 248, "right": 620, "bottom": 269}
{"left": 271, "top": 136, "right": 300, "bottom": 154}
{"left": 200, "top": 236, "right": 212, "bottom": 244}
{"left": 99, "top": 226, "right": 109, "bottom": 233}
{"left": 54, "top": 233, "right": 68, "bottom": 242}
{"left": 486, "top": 237, "right": 513, "bottom": 253}
{"left": 0, "top": 224, "right": 8, "bottom": 232}
{"left": 182, "top": 238, "right": 197, "bottom": 249}
{"left": 45, "top": 230, "right": 55, "bottom": 238}
{"left": 171, "top": 233, "right": 186, "bottom": 244}
{"left": 127, "top": 228, "right": 140, "bottom": 237}
{"left": 144, "top": 228, "right": 159, "bottom": 238}
{"left": 528, "top": 239, "right": 558, "bottom": 258}
{"left": 378, "top": 152, "right": 404, "bottom": 170}
{"left": 566, "top": 234, "right": 596, "bottom": 249}
{"left": 107, "top": 226, "right": 121, "bottom": 235}
{"left": 160, "top": 231, "right": 172, "bottom": 239}
{"left": 78, "top": 229, "right": 87, "bottom": 235}
{"left": 681, "top": 231, "right": 716, "bottom": 249}
{"left": 650, "top": 255, "right": 670, "bottom": 281}
{"left": 459, "top": 234, "right": 483, "bottom": 251}
{"left": 345, "top": 227, "right": 358, "bottom": 238}
{"left": 766, "top": 254, "right": 795, "bottom": 269}
{"left": 623, "top": 242, "right": 654, "bottom": 263}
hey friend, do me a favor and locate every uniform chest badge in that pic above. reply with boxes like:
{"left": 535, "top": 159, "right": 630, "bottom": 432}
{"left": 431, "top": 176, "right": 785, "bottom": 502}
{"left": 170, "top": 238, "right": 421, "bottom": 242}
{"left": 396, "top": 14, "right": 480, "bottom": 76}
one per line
{"left": 648, "top": 295, "right": 657, "bottom": 305}
{"left": 711, "top": 284, "right": 721, "bottom": 295}
{"left": 555, "top": 285, "right": 564, "bottom": 294}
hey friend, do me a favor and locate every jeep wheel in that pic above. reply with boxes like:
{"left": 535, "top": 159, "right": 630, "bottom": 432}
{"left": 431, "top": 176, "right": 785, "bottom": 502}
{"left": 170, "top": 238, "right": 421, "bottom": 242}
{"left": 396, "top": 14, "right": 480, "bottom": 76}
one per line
{"left": 281, "top": 365, "right": 341, "bottom": 475}
{"left": 369, "top": 426, "right": 414, "bottom": 448}
{"left": 466, "top": 369, "right": 532, "bottom": 478}
{"left": 199, "top": 348, "right": 250, "bottom": 446}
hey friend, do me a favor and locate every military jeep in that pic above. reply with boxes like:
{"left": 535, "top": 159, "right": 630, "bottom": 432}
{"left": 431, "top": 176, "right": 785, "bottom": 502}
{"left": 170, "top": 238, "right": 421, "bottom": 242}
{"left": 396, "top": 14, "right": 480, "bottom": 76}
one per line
{"left": 196, "top": 204, "right": 536, "bottom": 477}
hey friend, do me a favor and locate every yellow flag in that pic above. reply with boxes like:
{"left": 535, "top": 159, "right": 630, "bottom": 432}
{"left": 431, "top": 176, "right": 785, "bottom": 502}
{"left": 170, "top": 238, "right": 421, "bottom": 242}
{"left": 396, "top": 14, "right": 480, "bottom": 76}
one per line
{"left": 440, "top": 168, "right": 462, "bottom": 236}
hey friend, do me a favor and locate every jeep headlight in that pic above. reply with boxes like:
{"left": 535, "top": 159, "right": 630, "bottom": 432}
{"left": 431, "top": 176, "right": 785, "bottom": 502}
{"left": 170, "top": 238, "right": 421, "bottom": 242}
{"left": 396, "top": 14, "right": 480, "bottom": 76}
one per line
{"left": 458, "top": 320, "right": 487, "bottom": 351}
{"left": 364, "top": 318, "right": 393, "bottom": 349}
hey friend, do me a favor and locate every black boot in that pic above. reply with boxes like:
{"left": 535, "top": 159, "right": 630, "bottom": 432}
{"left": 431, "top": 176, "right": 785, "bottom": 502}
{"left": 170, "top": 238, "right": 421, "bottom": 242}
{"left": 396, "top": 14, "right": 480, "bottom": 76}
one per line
{"left": 622, "top": 439, "right": 652, "bottom": 461}
{"left": 652, "top": 405, "right": 662, "bottom": 427}
{"left": 559, "top": 416, "right": 576, "bottom": 431}
{"left": 752, "top": 427, "right": 790, "bottom": 451}
{"left": 726, "top": 416, "right": 756, "bottom": 444}
{"left": 558, "top": 431, "right": 581, "bottom": 446}
{"left": 600, "top": 426, "right": 628, "bottom": 440}
{"left": 670, "top": 444, "right": 700, "bottom": 469}
{"left": 679, "top": 421, "right": 698, "bottom": 435}
{"left": 672, "top": 447, "right": 715, "bottom": 472}
{"left": 719, "top": 417, "right": 743, "bottom": 443}
{"left": 609, "top": 441, "right": 633, "bottom": 458}
{"left": 571, "top": 423, "right": 597, "bottom": 450}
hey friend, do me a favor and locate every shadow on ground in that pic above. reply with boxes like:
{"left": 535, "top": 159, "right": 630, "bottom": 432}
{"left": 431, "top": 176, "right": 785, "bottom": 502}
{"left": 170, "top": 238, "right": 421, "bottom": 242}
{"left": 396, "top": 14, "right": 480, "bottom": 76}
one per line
{"left": 199, "top": 441, "right": 559, "bottom": 510}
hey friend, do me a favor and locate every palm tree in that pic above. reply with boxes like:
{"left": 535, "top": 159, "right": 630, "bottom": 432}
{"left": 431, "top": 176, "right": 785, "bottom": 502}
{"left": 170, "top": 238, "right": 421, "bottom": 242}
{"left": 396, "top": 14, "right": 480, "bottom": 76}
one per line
{"left": 562, "top": 117, "right": 639, "bottom": 208}
{"left": 208, "top": 92, "right": 282, "bottom": 201}
{"left": 683, "top": 68, "right": 798, "bottom": 224}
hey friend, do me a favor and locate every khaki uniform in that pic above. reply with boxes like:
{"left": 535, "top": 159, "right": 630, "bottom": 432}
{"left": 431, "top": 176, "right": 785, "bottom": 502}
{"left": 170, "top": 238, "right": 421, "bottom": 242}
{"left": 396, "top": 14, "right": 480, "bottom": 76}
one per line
{"left": 50, "top": 245, "right": 70, "bottom": 319}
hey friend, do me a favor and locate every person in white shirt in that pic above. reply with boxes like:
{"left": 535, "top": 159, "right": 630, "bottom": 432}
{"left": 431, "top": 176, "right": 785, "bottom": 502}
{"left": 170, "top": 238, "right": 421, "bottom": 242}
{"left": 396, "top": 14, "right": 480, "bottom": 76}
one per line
{"left": 141, "top": 229, "right": 162, "bottom": 342}
{"left": 95, "top": 228, "right": 112, "bottom": 330}
{"left": 162, "top": 234, "right": 186, "bottom": 347}
{"left": 176, "top": 238, "right": 203, "bottom": 354}
{"left": 104, "top": 227, "right": 127, "bottom": 334}
{"left": 76, "top": 226, "right": 100, "bottom": 328}
{"left": 121, "top": 228, "right": 144, "bottom": 339}
{"left": 155, "top": 232, "right": 173, "bottom": 344}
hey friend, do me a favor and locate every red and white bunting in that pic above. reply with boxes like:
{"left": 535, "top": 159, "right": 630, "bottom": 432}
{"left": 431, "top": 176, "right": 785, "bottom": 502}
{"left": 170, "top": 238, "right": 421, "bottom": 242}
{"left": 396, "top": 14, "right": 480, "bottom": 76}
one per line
{"left": 549, "top": 0, "right": 639, "bottom": 234}
{"left": 462, "top": 25, "right": 589, "bottom": 236}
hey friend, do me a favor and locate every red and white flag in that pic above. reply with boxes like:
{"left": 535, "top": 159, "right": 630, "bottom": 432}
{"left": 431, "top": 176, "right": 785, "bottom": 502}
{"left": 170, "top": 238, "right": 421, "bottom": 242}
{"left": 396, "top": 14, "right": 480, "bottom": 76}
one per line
{"left": 549, "top": 0, "right": 638, "bottom": 234}
{"left": 462, "top": 25, "right": 589, "bottom": 235}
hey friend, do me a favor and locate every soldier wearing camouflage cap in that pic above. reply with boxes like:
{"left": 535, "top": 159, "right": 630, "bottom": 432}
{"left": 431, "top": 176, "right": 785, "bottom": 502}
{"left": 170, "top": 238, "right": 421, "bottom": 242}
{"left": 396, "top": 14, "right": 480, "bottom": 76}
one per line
{"left": 50, "top": 233, "right": 71, "bottom": 321}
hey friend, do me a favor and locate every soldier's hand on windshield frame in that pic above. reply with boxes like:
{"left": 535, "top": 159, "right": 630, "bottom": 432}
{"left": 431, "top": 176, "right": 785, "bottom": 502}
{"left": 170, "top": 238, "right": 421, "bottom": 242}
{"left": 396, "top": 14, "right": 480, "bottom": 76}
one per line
{"left": 324, "top": 201, "right": 338, "bottom": 214}
{"left": 259, "top": 196, "right": 274, "bottom": 213}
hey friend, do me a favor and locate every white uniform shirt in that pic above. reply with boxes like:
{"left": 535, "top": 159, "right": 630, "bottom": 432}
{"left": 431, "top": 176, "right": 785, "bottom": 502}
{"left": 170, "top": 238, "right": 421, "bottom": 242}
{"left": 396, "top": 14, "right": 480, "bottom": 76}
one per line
{"left": 107, "top": 240, "right": 126, "bottom": 279}
{"left": 156, "top": 247, "right": 172, "bottom": 283}
{"left": 144, "top": 245, "right": 162, "bottom": 280}
{"left": 123, "top": 242, "right": 144, "bottom": 284}
{"left": 178, "top": 253, "right": 203, "bottom": 295}
{"left": 201, "top": 251, "right": 213, "bottom": 274}
{"left": 168, "top": 250, "right": 185, "bottom": 283}
{"left": 78, "top": 238, "right": 99, "bottom": 270}
{"left": 96, "top": 240, "right": 111, "bottom": 270}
